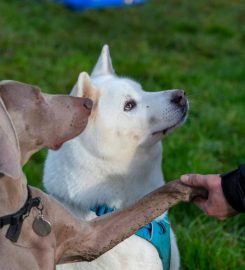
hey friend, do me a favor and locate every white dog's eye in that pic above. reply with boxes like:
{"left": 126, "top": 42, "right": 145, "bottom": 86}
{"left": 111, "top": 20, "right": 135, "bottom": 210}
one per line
{"left": 124, "top": 100, "right": 137, "bottom": 111}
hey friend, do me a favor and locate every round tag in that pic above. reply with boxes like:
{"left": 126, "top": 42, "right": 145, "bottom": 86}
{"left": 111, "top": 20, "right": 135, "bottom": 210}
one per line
{"left": 32, "top": 216, "right": 52, "bottom": 237}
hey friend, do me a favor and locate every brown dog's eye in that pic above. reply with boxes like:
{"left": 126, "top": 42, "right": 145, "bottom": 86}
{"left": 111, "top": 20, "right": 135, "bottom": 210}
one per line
{"left": 124, "top": 100, "right": 137, "bottom": 111}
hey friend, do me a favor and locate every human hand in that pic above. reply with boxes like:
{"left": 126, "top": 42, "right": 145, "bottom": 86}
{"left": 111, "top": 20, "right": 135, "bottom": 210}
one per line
{"left": 180, "top": 174, "right": 237, "bottom": 220}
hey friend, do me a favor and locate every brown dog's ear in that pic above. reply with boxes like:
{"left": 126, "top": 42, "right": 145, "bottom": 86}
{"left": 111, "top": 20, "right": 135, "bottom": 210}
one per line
{"left": 0, "top": 98, "right": 21, "bottom": 179}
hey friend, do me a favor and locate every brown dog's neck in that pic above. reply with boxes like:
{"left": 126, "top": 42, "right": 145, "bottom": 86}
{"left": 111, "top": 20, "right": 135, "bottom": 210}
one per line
{"left": 0, "top": 174, "right": 28, "bottom": 216}
{"left": 20, "top": 146, "right": 41, "bottom": 167}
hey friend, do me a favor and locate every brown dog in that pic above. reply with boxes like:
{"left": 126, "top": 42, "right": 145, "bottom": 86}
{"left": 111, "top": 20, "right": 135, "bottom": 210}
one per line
{"left": 0, "top": 80, "right": 205, "bottom": 270}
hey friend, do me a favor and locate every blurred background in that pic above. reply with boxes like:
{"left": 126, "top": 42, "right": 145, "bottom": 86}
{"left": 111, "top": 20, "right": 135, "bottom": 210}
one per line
{"left": 0, "top": 0, "right": 244, "bottom": 269}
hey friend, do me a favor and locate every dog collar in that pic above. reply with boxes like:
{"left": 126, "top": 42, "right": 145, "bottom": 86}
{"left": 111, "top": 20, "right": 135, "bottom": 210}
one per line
{"left": 0, "top": 185, "right": 41, "bottom": 242}
{"left": 91, "top": 205, "right": 171, "bottom": 270}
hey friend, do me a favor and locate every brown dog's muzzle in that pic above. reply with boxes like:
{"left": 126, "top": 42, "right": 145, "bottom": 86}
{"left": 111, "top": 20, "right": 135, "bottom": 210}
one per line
{"left": 44, "top": 95, "right": 93, "bottom": 150}
{"left": 83, "top": 98, "right": 93, "bottom": 111}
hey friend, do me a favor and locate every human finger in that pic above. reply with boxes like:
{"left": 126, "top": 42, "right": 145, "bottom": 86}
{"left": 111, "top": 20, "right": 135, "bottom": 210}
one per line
{"left": 180, "top": 174, "right": 209, "bottom": 189}
{"left": 192, "top": 197, "right": 208, "bottom": 211}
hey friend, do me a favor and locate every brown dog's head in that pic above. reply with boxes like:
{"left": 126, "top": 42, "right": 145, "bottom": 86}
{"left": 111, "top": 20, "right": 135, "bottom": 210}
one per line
{"left": 0, "top": 80, "right": 92, "bottom": 170}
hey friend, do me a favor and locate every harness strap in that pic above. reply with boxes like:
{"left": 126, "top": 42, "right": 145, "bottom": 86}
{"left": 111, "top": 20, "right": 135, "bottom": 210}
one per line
{"left": 0, "top": 186, "right": 41, "bottom": 242}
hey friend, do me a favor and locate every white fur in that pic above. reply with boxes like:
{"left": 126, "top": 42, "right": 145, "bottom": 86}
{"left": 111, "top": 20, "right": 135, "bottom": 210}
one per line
{"left": 44, "top": 45, "right": 187, "bottom": 270}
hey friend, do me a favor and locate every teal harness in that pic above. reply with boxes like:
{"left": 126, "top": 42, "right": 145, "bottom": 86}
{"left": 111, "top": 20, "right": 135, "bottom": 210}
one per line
{"left": 91, "top": 205, "right": 171, "bottom": 270}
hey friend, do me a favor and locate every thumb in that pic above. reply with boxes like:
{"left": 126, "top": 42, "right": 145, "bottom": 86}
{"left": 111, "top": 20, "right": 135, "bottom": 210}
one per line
{"left": 180, "top": 174, "right": 209, "bottom": 189}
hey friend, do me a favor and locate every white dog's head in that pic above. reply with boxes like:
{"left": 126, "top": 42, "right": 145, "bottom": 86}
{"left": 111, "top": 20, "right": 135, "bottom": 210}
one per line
{"left": 71, "top": 45, "right": 188, "bottom": 160}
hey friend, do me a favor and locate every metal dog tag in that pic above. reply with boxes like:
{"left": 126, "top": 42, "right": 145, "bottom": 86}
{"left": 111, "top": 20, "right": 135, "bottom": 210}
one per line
{"left": 32, "top": 215, "right": 52, "bottom": 237}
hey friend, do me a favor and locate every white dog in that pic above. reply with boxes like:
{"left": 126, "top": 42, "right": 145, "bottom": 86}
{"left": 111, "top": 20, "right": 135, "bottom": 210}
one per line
{"left": 44, "top": 45, "right": 188, "bottom": 270}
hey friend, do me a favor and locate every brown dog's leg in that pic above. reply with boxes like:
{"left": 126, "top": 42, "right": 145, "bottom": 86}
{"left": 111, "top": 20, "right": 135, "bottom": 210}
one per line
{"left": 56, "top": 181, "right": 207, "bottom": 264}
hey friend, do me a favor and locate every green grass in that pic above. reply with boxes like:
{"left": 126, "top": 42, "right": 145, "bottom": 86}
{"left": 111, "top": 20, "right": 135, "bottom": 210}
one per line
{"left": 1, "top": 0, "right": 244, "bottom": 269}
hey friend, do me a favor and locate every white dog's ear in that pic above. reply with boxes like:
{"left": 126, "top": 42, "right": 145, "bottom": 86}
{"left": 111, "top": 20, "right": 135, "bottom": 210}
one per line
{"left": 71, "top": 72, "right": 93, "bottom": 97}
{"left": 91, "top": 44, "right": 115, "bottom": 78}
{"left": 0, "top": 98, "right": 21, "bottom": 179}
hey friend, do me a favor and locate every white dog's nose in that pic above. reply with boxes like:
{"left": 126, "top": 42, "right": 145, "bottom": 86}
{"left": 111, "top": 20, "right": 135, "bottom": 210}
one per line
{"left": 171, "top": 90, "right": 187, "bottom": 107}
